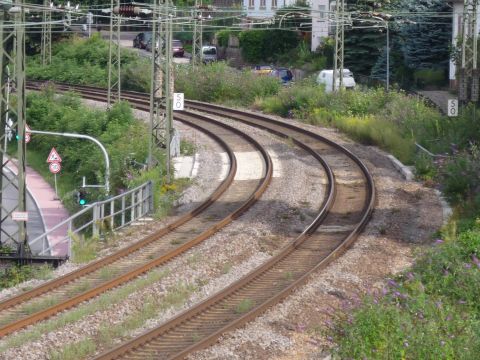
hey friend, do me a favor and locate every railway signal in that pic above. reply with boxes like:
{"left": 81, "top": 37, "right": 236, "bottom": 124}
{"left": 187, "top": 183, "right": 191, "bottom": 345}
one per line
{"left": 76, "top": 189, "right": 88, "bottom": 206}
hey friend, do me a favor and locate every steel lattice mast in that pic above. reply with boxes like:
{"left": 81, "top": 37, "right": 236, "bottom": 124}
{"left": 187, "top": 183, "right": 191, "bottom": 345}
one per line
{"left": 148, "top": 0, "right": 174, "bottom": 182}
{"left": 107, "top": 0, "right": 121, "bottom": 107}
{"left": 41, "top": 0, "right": 52, "bottom": 66}
{"left": 191, "top": 0, "right": 202, "bottom": 67}
{"left": 333, "top": 0, "right": 345, "bottom": 92}
{"left": 459, "top": 0, "right": 479, "bottom": 102}
{"left": 0, "top": 0, "right": 28, "bottom": 255}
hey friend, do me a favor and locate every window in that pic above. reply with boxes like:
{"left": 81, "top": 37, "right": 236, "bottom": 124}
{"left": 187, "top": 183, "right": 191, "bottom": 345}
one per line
{"left": 249, "top": 0, "right": 254, "bottom": 8}
{"left": 260, "top": 0, "right": 266, "bottom": 8}
{"left": 318, "top": 5, "right": 326, "bottom": 19}
{"left": 272, "top": 0, "right": 277, "bottom": 8}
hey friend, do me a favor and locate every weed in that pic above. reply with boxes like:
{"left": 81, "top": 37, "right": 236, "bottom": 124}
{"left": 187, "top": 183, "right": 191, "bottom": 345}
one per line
{"left": 234, "top": 298, "right": 255, "bottom": 314}
{"left": 283, "top": 271, "right": 294, "bottom": 281}
{"left": 49, "top": 338, "right": 96, "bottom": 360}
{"left": 170, "top": 238, "right": 183, "bottom": 245}
{"left": 22, "top": 296, "right": 58, "bottom": 315}
{"left": 221, "top": 262, "right": 232, "bottom": 274}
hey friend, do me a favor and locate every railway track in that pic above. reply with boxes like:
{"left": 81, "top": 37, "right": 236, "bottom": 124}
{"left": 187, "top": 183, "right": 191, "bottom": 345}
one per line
{"left": 0, "top": 93, "right": 275, "bottom": 337}
{"left": 25, "top": 82, "right": 375, "bottom": 359}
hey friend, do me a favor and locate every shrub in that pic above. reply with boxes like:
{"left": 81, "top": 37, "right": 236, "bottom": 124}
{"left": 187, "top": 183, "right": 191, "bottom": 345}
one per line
{"left": 175, "top": 62, "right": 280, "bottom": 105}
{"left": 414, "top": 68, "right": 446, "bottom": 88}
{"left": 216, "top": 29, "right": 231, "bottom": 47}
{"left": 239, "top": 29, "right": 299, "bottom": 63}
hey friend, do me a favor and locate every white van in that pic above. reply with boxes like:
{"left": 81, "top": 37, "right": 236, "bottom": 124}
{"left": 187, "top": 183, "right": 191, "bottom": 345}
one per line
{"left": 202, "top": 46, "right": 217, "bottom": 63}
{"left": 316, "top": 69, "right": 356, "bottom": 92}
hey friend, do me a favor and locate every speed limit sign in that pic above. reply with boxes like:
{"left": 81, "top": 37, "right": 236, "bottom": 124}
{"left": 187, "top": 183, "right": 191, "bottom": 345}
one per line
{"left": 447, "top": 99, "right": 458, "bottom": 117}
{"left": 49, "top": 162, "right": 61, "bottom": 174}
{"left": 173, "top": 93, "right": 184, "bottom": 111}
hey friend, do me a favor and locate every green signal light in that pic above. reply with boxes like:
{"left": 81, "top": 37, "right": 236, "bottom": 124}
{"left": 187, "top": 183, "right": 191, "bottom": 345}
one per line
{"left": 79, "top": 199, "right": 86, "bottom": 205}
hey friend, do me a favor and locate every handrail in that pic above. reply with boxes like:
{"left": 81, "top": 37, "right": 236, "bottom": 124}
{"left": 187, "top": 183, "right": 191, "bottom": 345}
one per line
{"left": 29, "top": 181, "right": 153, "bottom": 257}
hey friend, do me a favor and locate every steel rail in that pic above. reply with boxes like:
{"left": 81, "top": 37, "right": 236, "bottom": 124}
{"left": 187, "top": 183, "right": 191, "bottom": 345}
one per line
{"left": 26, "top": 82, "right": 374, "bottom": 360}
{"left": 0, "top": 99, "right": 275, "bottom": 338}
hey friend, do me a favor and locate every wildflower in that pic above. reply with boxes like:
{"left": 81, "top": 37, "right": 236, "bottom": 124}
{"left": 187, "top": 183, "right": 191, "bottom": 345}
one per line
{"left": 404, "top": 341, "right": 409, "bottom": 348}
{"left": 417, "top": 312, "right": 425, "bottom": 319}
{"left": 458, "top": 300, "right": 467, "bottom": 305}
{"left": 327, "top": 336, "right": 334, "bottom": 342}
{"left": 382, "top": 287, "right": 388, "bottom": 295}
{"left": 434, "top": 239, "right": 444, "bottom": 245}
{"left": 464, "top": 263, "right": 472, "bottom": 269}
{"left": 406, "top": 272, "right": 415, "bottom": 281}
{"left": 443, "top": 269, "right": 449, "bottom": 276}
{"left": 387, "top": 279, "right": 398, "bottom": 288}
{"left": 394, "top": 291, "right": 401, "bottom": 297}
{"left": 440, "top": 340, "right": 446, "bottom": 346}
{"left": 436, "top": 301, "right": 442, "bottom": 309}
{"left": 446, "top": 314, "right": 452, "bottom": 321}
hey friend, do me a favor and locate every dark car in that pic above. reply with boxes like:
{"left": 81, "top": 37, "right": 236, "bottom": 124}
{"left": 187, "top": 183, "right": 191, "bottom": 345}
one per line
{"left": 133, "top": 32, "right": 152, "bottom": 49}
{"left": 172, "top": 40, "right": 184, "bottom": 57}
{"left": 270, "top": 67, "right": 293, "bottom": 84}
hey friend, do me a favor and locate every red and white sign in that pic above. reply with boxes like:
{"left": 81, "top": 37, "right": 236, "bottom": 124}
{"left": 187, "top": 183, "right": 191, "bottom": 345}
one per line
{"left": 47, "top": 147, "right": 62, "bottom": 163}
{"left": 25, "top": 124, "right": 31, "bottom": 144}
{"left": 49, "top": 162, "right": 61, "bottom": 174}
{"left": 12, "top": 211, "right": 29, "bottom": 222}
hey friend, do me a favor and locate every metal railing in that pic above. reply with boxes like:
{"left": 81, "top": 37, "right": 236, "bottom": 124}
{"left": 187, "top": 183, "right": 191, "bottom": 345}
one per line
{"left": 29, "top": 181, "right": 154, "bottom": 257}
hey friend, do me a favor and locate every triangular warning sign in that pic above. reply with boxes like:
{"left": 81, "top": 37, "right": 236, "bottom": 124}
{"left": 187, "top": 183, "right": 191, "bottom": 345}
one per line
{"left": 47, "top": 147, "right": 62, "bottom": 163}
{"left": 25, "top": 124, "right": 31, "bottom": 133}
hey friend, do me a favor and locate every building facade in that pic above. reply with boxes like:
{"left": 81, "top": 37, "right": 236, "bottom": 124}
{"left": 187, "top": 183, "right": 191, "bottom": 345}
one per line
{"left": 310, "top": 0, "right": 332, "bottom": 51}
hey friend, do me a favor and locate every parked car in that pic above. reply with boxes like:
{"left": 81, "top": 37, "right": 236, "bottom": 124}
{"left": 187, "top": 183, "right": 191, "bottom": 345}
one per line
{"left": 270, "top": 67, "right": 293, "bottom": 84}
{"left": 172, "top": 40, "right": 184, "bottom": 57}
{"left": 202, "top": 45, "right": 217, "bottom": 63}
{"left": 133, "top": 32, "right": 152, "bottom": 49}
{"left": 252, "top": 65, "right": 273, "bottom": 75}
{"left": 316, "top": 69, "right": 356, "bottom": 92}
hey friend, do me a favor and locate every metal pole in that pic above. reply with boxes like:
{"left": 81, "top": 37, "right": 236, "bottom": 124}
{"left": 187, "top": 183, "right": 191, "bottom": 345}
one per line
{"left": 386, "top": 22, "right": 389, "bottom": 92}
{"left": 107, "top": 0, "right": 121, "bottom": 107}
{"left": 192, "top": 0, "right": 203, "bottom": 67}
{"left": 15, "top": 1, "right": 28, "bottom": 255}
{"left": 29, "top": 130, "right": 111, "bottom": 194}
{"left": 333, "top": 0, "right": 344, "bottom": 92}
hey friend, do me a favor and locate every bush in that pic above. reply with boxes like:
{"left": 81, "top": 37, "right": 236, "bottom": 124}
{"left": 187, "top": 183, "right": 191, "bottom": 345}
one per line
{"left": 216, "top": 30, "right": 231, "bottom": 47}
{"left": 175, "top": 62, "right": 281, "bottom": 105}
{"left": 239, "top": 29, "right": 299, "bottom": 63}
{"left": 414, "top": 68, "right": 446, "bottom": 88}
{"left": 331, "top": 226, "right": 480, "bottom": 359}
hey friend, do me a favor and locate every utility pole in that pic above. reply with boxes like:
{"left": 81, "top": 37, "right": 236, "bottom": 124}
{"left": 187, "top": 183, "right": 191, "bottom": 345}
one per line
{"left": 149, "top": 0, "right": 174, "bottom": 183}
{"left": 333, "top": 0, "right": 345, "bottom": 92}
{"left": 107, "top": 0, "right": 121, "bottom": 107}
{"left": 0, "top": 0, "right": 29, "bottom": 256}
{"left": 191, "top": 0, "right": 202, "bottom": 67}
{"left": 459, "top": 0, "right": 479, "bottom": 103}
{"left": 41, "top": 0, "right": 52, "bottom": 66}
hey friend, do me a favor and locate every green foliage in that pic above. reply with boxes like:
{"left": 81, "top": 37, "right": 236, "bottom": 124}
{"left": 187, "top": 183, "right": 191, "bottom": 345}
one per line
{"left": 27, "top": 33, "right": 141, "bottom": 88}
{"left": 239, "top": 30, "right": 299, "bottom": 63}
{"left": 71, "top": 233, "right": 99, "bottom": 264}
{"left": 331, "top": 226, "right": 480, "bottom": 359}
{"left": 0, "top": 264, "right": 52, "bottom": 290}
{"left": 414, "top": 68, "right": 446, "bottom": 89}
{"left": 255, "top": 83, "right": 438, "bottom": 163}
{"left": 216, "top": 29, "right": 231, "bottom": 47}
{"left": 25, "top": 89, "right": 160, "bottom": 217}
{"left": 441, "top": 147, "right": 480, "bottom": 208}
{"left": 175, "top": 62, "right": 281, "bottom": 105}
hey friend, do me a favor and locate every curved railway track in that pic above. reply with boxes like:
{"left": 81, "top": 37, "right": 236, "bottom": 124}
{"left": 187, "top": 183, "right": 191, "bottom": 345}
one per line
{"left": 27, "top": 82, "right": 375, "bottom": 359}
{"left": 0, "top": 95, "right": 275, "bottom": 338}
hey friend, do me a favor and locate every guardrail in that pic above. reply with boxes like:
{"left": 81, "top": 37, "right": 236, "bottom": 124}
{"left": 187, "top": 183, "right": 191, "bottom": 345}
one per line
{"left": 29, "top": 181, "right": 154, "bottom": 257}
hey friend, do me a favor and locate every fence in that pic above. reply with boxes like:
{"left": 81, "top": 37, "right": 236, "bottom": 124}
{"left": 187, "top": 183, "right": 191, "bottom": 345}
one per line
{"left": 29, "top": 181, "right": 154, "bottom": 257}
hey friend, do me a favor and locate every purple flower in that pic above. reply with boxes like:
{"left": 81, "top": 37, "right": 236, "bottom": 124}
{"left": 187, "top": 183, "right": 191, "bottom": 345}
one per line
{"left": 404, "top": 341, "right": 409, "bottom": 348}
{"left": 443, "top": 269, "right": 450, "bottom": 276}
{"left": 418, "top": 312, "right": 424, "bottom": 319}
{"left": 472, "top": 255, "right": 480, "bottom": 265}
{"left": 327, "top": 336, "right": 334, "bottom": 342}
{"left": 458, "top": 300, "right": 467, "bottom": 305}
{"left": 464, "top": 263, "right": 472, "bottom": 269}
{"left": 434, "top": 239, "right": 444, "bottom": 245}
{"left": 388, "top": 279, "right": 399, "bottom": 288}
{"left": 407, "top": 272, "right": 415, "bottom": 281}
{"left": 382, "top": 287, "right": 389, "bottom": 295}
{"left": 436, "top": 301, "right": 442, "bottom": 309}
{"left": 446, "top": 314, "right": 452, "bottom": 321}
{"left": 394, "top": 291, "right": 401, "bottom": 297}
